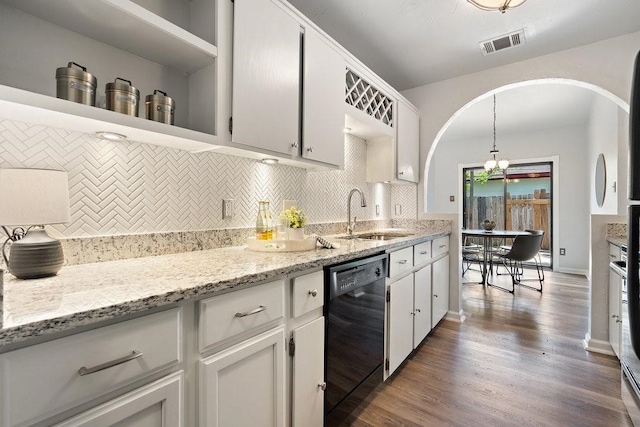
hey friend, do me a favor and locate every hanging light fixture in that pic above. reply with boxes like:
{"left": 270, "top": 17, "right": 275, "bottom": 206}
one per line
{"left": 468, "top": 0, "right": 527, "bottom": 13}
{"left": 484, "top": 94, "right": 510, "bottom": 171}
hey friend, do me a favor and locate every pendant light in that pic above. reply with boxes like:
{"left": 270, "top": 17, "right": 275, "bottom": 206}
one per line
{"left": 484, "top": 94, "right": 509, "bottom": 171}
{"left": 467, "top": 0, "right": 527, "bottom": 13}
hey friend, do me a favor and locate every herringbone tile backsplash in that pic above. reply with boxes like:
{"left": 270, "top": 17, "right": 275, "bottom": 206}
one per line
{"left": 0, "top": 119, "right": 415, "bottom": 238}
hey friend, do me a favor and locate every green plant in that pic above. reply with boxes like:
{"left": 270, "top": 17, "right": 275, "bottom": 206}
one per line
{"left": 280, "top": 206, "right": 307, "bottom": 228}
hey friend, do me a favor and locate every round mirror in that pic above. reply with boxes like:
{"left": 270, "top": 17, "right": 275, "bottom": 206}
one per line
{"left": 595, "top": 153, "right": 606, "bottom": 207}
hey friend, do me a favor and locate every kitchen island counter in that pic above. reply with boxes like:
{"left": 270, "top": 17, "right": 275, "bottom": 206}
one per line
{"left": 1, "top": 226, "right": 450, "bottom": 349}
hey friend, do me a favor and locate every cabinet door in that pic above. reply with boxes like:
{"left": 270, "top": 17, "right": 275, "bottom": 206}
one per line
{"left": 232, "top": 0, "right": 300, "bottom": 155}
{"left": 302, "top": 28, "right": 345, "bottom": 167}
{"left": 413, "top": 265, "right": 432, "bottom": 347}
{"left": 55, "top": 372, "right": 183, "bottom": 427}
{"left": 396, "top": 101, "right": 419, "bottom": 183}
{"left": 200, "top": 327, "right": 285, "bottom": 427}
{"left": 609, "top": 271, "right": 622, "bottom": 358}
{"left": 388, "top": 274, "right": 414, "bottom": 376}
{"left": 292, "top": 317, "right": 325, "bottom": 427}
{"left": 432, "top": 255, "right": 450, "bottom": 326}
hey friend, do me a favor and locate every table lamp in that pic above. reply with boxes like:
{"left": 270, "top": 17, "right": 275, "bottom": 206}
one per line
{"left": 0, "top": 169, "right": 70, "bottom": 279}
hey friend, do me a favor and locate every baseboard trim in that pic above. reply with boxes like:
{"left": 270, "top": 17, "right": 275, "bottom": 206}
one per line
{"left": 557, "top": 267, "right": 588, "bottom": 276}
{"left": 583, "top": 332, "right": 615, "bottom": 356}
{"left": 445, "top": 309, "right": 466, "bottom": 323}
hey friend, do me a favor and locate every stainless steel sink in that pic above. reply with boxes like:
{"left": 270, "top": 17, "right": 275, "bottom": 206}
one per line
{"left": 337, "top": 231, "right": 413, "bottom": 241}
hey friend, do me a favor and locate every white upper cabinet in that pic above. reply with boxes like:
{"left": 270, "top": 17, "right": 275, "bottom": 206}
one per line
{"left": 231, "top": 0, "right": 301, "bottom": 157}
{"left": 0, "top": 0, "right": 220, "bottom": 151}
{"left": 396, "top": 100, "right": 420, "bottom": 183}
{"left": 366, "top": 99, "right": 420, "bottom": 184}
{"left": 302, "top": 28, "right": 345, "bottom": 167}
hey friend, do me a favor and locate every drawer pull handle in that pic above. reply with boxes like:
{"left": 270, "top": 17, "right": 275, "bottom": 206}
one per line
{"left": 235, "top": 305, "right": 267, "bottom": 318}
{"left": 419, "top": 251, "right": 428, "bottom": 255}
{"left": 309, "top": 289, "right": 318, "bottom": 297}
{"left": 398, "top": 260, "right": 408, "bottom": 265}
{"left": 415, "top": 308, "right": 421, "bottom": 313}
{"left": 318, "top": 382, "right": 327, "bottom": 391}
{"left": 78, "top": 350, "right": 143, "bottom": 376}
{"left": 439, "top": 245, "right": 446, "bottom": 248}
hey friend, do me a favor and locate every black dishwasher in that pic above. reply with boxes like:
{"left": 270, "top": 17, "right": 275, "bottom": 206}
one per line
{"left": 324, "top": 253, "right": 387, "bottom": 426}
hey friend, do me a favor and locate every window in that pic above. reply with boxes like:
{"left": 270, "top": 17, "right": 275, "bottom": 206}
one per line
{"left": 463, "top": 162, "right": 552, "bottom": 267}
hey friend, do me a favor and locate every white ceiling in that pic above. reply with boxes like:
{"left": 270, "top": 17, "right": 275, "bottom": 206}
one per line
{"left": 287, "top": 0, "right": 635, "bottom": 141}
{"left": 288, "top": 0, "right": 640, "bottom": 91}
{"left": 440, "top": 84, "right": 597, "bottom": 142}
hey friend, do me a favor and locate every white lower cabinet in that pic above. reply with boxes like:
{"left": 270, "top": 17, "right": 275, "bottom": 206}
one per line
{"left": 291, "top": 317, "right": 325, "bottom": 427}
{"left": 413, "top": 265, "right": 432, "bottom": 346}
{"left": 199, "top": 326, "right": 286, "bottom": 427}
{"left": 388, "top": 274, "right": 415, "bottom": 376}
{"left": 610, "top": 267, "right": 623, "bottom": 358}
{"left": 432, "top": 254, "right": 450, "bottom": 326}
{"left": 55, "top": 372, "right": 183, "bottom": 427}
{"left": 386, "top": 238, "right": 450, "bottom": 379}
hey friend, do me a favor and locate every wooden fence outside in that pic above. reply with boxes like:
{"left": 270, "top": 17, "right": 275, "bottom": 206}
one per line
{"left": 467, "top": 190, "right": 551, "bottom": 250}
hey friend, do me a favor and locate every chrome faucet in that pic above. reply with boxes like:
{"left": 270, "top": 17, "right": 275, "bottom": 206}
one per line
{"left": 346, "top": 188, "right": 367, "bottom": 235}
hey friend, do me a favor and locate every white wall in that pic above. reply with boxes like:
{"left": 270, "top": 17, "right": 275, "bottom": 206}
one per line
{"left": 432, "top": 125, "right": 590, "bottom": 271}
{"left": 401, "top": 31, "right": 640, "bottom": 215}
{"left": 587, "top": 97, "right": 622, "bottom": 214}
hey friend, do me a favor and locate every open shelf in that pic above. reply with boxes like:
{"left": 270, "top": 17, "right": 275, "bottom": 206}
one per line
{"left": 0, "top": 0, "right": 217, "bottom": 75}
{"left": 0, "top": 85, "right": 217, "bottom": 151}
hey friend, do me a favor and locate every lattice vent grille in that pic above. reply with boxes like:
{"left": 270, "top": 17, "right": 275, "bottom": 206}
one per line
{"left": 345, "top": 69, "right": 394, "bottom": 127}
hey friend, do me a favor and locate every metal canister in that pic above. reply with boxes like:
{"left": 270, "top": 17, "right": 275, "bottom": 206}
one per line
{"left": 106, "top": 78, "right": 140, "bottom": 116}
{"left": 55, "top": 62, "right": 97, "bottom": 106}
{"left": 145, "top": 90, "right": 175, "bottom": 125}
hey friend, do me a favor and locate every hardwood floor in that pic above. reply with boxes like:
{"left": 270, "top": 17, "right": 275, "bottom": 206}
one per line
{"left": 343, "top": 270, "right": 633, "bottom": 426}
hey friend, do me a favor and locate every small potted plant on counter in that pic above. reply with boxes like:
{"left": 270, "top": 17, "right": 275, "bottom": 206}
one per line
{"left": 280, "top": 206, "right": 307, "bottom": 240}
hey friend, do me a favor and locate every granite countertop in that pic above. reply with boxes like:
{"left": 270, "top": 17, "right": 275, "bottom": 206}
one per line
{"left": 1, "top": 228, "right": 450, "bottom": 348}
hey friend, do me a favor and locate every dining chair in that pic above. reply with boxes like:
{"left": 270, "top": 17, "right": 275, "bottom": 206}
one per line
{"left": 462, "top": 235, "right": 482, "bottom": 276}
{"left": 491, "top": 233, "right": 545, "bottom": 293}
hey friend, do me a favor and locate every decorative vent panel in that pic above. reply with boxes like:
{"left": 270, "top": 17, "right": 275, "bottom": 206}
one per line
{"left": 345, "top": 69, "right": 394, "bottom": 127}
{"left": 479, "top": 29, "right": 526, "bottom": 56}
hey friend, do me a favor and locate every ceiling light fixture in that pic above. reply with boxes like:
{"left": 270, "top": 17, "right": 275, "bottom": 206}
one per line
{"left": 261, "top": 158, "right": 279, "bottom": 165}
{"left": 95, "top": 131, "right": 127, "bottom": 141}
{"left": 467, "top": 0, "right": 527, "bottom": 13}
{"left": 484, "top": 94, "right": 509, "bottom": 171}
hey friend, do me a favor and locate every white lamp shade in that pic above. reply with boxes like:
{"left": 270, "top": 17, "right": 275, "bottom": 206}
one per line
{"left": 498, "top": 159, "right": 510, "bottom": 169}
{"left": 484, "top": 159, "right": 497, "bottom": 170}
{"left": 0, "top": 168, "right": 70, "bottom": 226}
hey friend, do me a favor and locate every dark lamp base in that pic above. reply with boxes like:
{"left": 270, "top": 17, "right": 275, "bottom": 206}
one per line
{"left": 7, "top": 228, "right": 64, "bottom": 280}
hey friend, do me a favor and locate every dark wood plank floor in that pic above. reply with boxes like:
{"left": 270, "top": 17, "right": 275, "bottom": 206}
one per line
{"left": 343, "top": 270, "right": 632, "bottom": 426}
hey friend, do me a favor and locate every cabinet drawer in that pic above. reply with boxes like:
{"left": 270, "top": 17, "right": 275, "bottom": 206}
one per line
{"left": 199, "top": 280, "right": 285, "bottom": 352}
{"left": 0, "top": 308, "right": 182, "bottom": 427}
{"left": 292, "top": 271, "right": 324, "bottom": 318}
{"left": 610, "top": 244, "right": 621, "bottom": 260}
{"left": 389, "top": 247, "right": 413, "bottom": 278}
{"left": 413, "top": 241, "right": 432, "bottom": 266}
{"left": 432, "top": 236, "right": 449, "bottom": 257}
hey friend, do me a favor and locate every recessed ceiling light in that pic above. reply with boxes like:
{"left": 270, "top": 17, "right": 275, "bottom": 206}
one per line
{"left": 261, "top": 158, "right": 279, "bottom": 165}
{"left": 95, "top": 131, "right": 127, "bottom": 141}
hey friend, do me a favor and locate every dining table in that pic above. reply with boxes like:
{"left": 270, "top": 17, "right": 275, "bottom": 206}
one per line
{"left": 462, "top": 229, "right": 532, "bottom": 285}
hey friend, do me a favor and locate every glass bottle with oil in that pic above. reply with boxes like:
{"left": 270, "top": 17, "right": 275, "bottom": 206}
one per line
{"left": 256, "top": 201, "right": 274, "bottom": 240}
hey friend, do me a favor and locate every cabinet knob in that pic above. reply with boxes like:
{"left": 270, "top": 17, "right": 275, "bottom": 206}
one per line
{"left": 308, "top": 289, "right": 318, "bottom": 297}
{"left": 415, "top": 308, "right": 421, "bottom": 313}
{"left": 398, "top": 171, "right": 404, "bottom": 175}
{"left": 291, "top": 142, "right": 299, "bottom": 148}
{"left": 306, "top": 147, "right": 314, "bottom": 153}
{"left": 420, "top": 251, "right": 428, "bottom": 255}
{"left": 434, "top": 294, "right": 438, "bottom": 298}
{"left": 318, "top": 382, "right": 327, "bottom": 391}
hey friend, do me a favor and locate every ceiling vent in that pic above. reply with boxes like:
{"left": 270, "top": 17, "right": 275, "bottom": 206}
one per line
{"left": 479, "top": 29, "right": 526, "bottom": 55}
